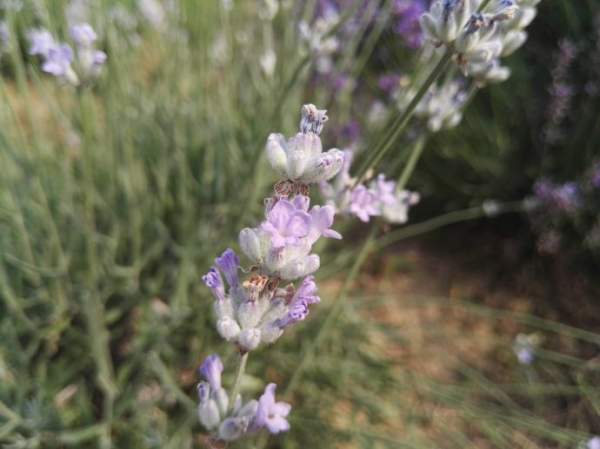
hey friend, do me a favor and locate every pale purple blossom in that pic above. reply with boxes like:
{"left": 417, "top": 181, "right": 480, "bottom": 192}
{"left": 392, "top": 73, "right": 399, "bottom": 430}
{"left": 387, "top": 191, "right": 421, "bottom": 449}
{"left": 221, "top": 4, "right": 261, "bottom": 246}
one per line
{"left": 202, "top": 267, "right": 225, "bottom": 302}
{"left": 215, "top": 248, "right": 240, "bottom": 288}
{"left": 276, "top": 276, "right": 320, "bottom": 328}
{"left": 0, "top": 21, "right": 9, "bottom": 49}
{"left": 70, "top": 23, "right": 97, "bottom": 47}
{"left": 42, "top": 44, "right": 74, "bottom": 77}
{"left": 392, "top": 0, "right": 426, "bottom": 48}
{"left": 253, "top": 383, "right": 291, "bottom": 434}
{"left": 349, "top": 185, "right": 381, "bottom": 222}
{"left": 379, "top": 73, "right": 402, "bottom": 95}
{"left": 28, "top": 29, "right": 56, "bottom": 57}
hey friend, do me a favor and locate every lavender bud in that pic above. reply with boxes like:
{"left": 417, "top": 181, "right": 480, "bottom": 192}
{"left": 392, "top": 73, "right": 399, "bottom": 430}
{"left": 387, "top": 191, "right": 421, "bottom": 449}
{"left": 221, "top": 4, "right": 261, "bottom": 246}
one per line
{"left": 198, "top": 399, "right": 221, "bottom": 430}
{"left": 216, "top": 316, "right": 241, "bottom": 340}
{"left": 239, "top": 228, "right": 264, "bottom": 264}
{"left": 238, "top": 328, "right": 261, "bottom": 351}
{"left": 279, "top": 254, "right": 320, "bottom": 280}
{"left": 300, "top": 104, "right": 328, "bottom": 135}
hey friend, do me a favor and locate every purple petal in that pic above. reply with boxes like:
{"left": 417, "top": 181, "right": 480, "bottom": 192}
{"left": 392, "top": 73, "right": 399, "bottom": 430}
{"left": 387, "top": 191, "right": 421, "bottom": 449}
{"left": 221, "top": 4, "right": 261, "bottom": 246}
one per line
{"left": 199, "top": 354, "right": 223, "bottom": 391}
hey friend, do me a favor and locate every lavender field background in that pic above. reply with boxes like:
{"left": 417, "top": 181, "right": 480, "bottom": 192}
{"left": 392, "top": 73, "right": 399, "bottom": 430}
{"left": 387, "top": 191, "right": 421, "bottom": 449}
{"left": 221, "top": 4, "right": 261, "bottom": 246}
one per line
{"left": 0, "top": 1, "right": 599, "bottom": 448}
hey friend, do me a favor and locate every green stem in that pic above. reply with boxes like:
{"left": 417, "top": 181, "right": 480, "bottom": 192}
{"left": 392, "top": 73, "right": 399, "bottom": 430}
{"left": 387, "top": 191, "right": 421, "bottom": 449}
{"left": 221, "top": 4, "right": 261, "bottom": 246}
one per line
{"left": 353, "top": 49, "right": 453, "bottom": 184}
{"left": 283, "top": 225, "right": 378, "bottom": 397}
{"left": 374, "top": 201, "right": 525, "bottom": 250}
{"left": 229, "top": 352, "right": 249, "bottom": 412}
{"left": 396, "top": 137, "right": 426, "bottom": 191}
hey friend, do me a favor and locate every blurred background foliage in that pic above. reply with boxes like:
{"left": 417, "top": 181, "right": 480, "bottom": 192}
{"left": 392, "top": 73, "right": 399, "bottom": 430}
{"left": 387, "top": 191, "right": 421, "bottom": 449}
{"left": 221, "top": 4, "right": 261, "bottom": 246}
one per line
{"left": 0, "top": 0, "right": 598, "bottom": 448}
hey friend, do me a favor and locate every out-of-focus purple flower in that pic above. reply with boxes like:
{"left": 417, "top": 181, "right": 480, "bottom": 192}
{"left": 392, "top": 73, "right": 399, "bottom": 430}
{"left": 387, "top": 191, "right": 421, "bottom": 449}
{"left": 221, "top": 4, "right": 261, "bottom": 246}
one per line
{"left": 516, "top": 348, "right": 534, "bottom": 365}
{"left": 533, "top": 180, "right": 580, "bottom": 213}
{"left": 199, "top": 354, "right": 224, "bottom": 392}
{"left": 202, "top": 267, "right": 225, "bottom": 302}
{"left": 543, "top": 39, "right": 577, "bottom": 145}
{"left": 392, "top": 0, "right": 426, "bottom": 48}
{"left": 591, "top": 164, "right": 600, "bottom": 189}
{"left": 587, "top": 436, "right": 600, "bottom": 449}
{"left": 261, "top": 199, "right": 312, "bottom": 248}
{"left": 42, "top": 44, "right": 74, "bottom": 77}
{"left": 28, "top": 29, "right": 56, "bottom": 57}
{"left": 215, "top": 248, "right": 240, "bottom": 288}
{"left": 253, "top": 383, "right": 291, "bottom": 434}
{"left": 372, "top": 174, "right": 397, "bottom": 206}
{"left": 340, "top": 120, "right": 361, "bottom": 144}
{"left": 378, "top": 73, "right": 402, "bottom": 95}
{"left": 533, "top": 180, "right": 554, "bottom": 203}
{"left": 70, "top": 23, "right": 97, "bottom": 47}
{"left": 0, "top": 21, "right": 9, "bottom": 49}
{"left": 553, "top": 182, "right": 579, "bottom": 211}
{"left": 513, "top": 333, "right": 537, "bottom": 365}
{"left": 349, "top": 185, "right": 380, "bottom": 222}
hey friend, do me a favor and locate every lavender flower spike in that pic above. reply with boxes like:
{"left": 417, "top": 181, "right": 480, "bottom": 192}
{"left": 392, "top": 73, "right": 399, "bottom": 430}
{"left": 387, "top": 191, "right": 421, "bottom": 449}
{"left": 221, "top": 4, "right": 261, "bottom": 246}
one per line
{"left": 199, "top": 354, "right": 224, "bottom": 391}
{"left": 215, "top": 248, "right": 240, "bottom": 288}
{"left": 253, "top": 383, "right": 291, "bottom": 434}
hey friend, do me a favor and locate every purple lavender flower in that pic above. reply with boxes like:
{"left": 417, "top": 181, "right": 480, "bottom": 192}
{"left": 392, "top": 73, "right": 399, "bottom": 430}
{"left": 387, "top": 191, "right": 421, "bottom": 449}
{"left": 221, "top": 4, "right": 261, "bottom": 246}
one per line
{"left": 349, "top": 185, "right": 380, "bottom": 222}
{"left": 199, "top": 354, "right": 224, "bottom": 392}
{"left": 70, "top": 23, "right": 97, "bottom": 47}
{"left": 553, "top": 182, "right": 579, "bottom": 212}
{"left": 340, "top": 120, "right": 361, "bottom": 145}
{"left": 372, "top": 174, "right": 397, "bottom": 206}
{"left": 516, "top": 347, "right": 534, "bottom": 365}
{"left": 215, "top": 248, "right": 240, "bottom": 288}
{"left": 392, "top": 0, "right": 426, "bottom": 48}
{"left": 533, "top": 180, "right": 580, "bottom": 213}
{"left": 253, "top": 383, "right": 291, "bottom": 434}
{"left": 276, "top": 276, "right": 320, "bottom": 328}
{"left": 28, "top": 29, "right": 56, "bottom": 57}
{"left": 202, "top": 267, "right": 225, "bottom": 302}
{"left": 308, "top": 205, "right": 342, "bottom": 243}
{"left": 533, "top": 179, "right": 554, "bottom": 203}
{"left": 260, "top": 199, "right": 312, "bottom": 248}
{"left": 591, "top": 164, "right": 600, "bottom": 189}
{"left": 42, "top": 44, "right": 74, "bottom": 77}
{"left": 378, "top": 73, "right": 402, "bottom": 95}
